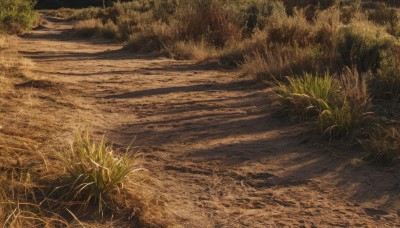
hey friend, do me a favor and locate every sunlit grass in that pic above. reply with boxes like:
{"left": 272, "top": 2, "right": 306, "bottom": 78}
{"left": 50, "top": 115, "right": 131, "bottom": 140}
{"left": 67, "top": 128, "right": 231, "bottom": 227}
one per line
{"left": 61, "top": 131, "right": 143, "bottom": 215}
{"left": 275, "top": 70, "right": 372, "bottom": 138}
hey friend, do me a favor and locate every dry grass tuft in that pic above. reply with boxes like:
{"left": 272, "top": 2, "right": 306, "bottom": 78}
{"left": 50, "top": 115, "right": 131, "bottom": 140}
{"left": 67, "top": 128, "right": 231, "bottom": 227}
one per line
{"left": 59, "top": 131, "right": 143, "bottom": 215}
{"left": 72, "top": 19, "right": 103, "bottom": 37}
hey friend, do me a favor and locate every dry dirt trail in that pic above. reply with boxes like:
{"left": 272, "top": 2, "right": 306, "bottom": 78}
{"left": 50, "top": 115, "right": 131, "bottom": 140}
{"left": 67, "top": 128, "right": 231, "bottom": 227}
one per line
{"left": 18, "top": 17, "right": 400, "bottom": 227}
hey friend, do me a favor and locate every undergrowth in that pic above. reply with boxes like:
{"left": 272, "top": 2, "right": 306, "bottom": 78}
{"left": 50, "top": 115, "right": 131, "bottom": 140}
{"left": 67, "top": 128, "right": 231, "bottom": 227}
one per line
{"left": 0, "top": 0, "right": 38, "bottom": 34}
{"left": 0, "top": 36, "right": 170, "bottom": 226}
{"left": 42, "top": 0, "right": 400, "bottom": 165}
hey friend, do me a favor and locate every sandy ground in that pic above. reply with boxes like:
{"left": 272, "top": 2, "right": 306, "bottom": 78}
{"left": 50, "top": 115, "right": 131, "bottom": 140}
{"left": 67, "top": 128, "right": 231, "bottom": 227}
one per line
{"left": 17, "top": 17, "right": 400, "bottom": 227}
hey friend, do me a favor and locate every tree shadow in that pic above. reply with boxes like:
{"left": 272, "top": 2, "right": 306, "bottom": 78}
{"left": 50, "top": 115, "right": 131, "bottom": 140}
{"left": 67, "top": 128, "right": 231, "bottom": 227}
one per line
{"left": 107, "top": 76, "right": 400, "bottom": 215}
{"left": 105, "top": 80, "right": 259, "bottom": 99}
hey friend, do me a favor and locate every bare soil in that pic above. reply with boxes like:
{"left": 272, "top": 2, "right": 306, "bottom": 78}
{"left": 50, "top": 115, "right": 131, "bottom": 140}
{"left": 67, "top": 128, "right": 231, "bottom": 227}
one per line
{"left": 18, "top": 17, "right": 400, "bottom": 227}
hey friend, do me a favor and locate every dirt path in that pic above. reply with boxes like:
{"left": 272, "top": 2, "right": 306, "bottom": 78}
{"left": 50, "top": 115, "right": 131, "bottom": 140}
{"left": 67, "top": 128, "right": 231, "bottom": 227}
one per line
{"left": 18, "top": 17, "right": 400, "bottom": 227}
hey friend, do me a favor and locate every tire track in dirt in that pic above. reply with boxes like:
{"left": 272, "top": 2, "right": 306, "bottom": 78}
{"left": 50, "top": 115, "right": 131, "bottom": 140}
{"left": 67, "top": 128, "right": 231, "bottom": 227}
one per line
{"left": 18, "top": 17, "right": 400, "bottom": 227}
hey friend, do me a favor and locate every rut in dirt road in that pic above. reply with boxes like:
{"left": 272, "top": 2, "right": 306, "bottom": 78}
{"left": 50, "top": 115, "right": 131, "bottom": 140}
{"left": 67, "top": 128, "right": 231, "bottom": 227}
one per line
{"left": 19, "top": 17, "right": 400, "bottom": 227}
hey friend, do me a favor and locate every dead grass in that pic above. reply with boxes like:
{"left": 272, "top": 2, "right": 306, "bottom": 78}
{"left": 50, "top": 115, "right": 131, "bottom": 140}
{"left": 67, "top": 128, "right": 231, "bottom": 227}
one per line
{"left": 360, "top": 126, "right": 400, "bottom": 165}
{"left": 5, "top": 1, "right": 400, "bottom": 225}
{"left": 72, "top": 18, "right": 103, "bottom": 37}
{"left": 0, "top": 35, "right": 175, "bottom": 227}
{"left": 59, "top": 131, "right": 143, "bottom": 215}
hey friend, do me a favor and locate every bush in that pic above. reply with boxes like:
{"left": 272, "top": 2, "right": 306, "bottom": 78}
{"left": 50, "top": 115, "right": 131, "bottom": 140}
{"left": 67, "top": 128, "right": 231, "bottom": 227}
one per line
{"left": 0, "top": 0, "right": 38, "bottom": 34}
{"left": 73, "top": 18, "right": 103, "bottom": 37}
{"left": 168, "top": 40, "right": 216, "bottom": 60}
{"left": 102, "top": 19, "right": 119, "bottom": 38}
{"left": 338, "top": 22, "right": 400, "bottom": 100}
{"left": 337, "top": 23, "right": 396, "bottom": 72}
{"left": 266, "top": 8, "right": 339, "bottom": 49}
{"left": 71, "top": 7, "right": 105, "bottom": 20}
{"left": 367, "top": 8, "right": 399, "bottom": 25}
{"left": 242, "top": 45, "right": 336, "bottom": 81}
{"left": 369, "top": 45, "right": 400, "bottom": 99}
{"left": 361, "top": 126, "right": 400, "bottom": 165}
{"left": 124, "top": 21, "right": 173, "bottom": 52}
{"left": 283, "top": 0, "right": 338, "bottom": 20}
{"left": 173, "top": 0, "right": 241, "bottom": 48}
{"left": 267, "top": 11, "right": 314, "bottom": 47}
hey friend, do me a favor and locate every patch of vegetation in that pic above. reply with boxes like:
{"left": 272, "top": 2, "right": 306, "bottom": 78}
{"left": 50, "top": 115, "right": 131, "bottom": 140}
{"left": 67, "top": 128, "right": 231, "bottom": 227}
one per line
{"left": 275, "top": 70, "right": 371, "bottom": 138}
{"left": 60, "top": 131, "right": 143, "bottom": 215}
{"left": 360, "top": 126, "right": 400, "bottom": 165}
{"left": 51, "top": 0, "right": 400, "bottom": 164}
{"left": 0, "top": 36, "right": 171, "bottom": 226}
{"left": 0, "top": 0, "right": 38, "bottom": 34}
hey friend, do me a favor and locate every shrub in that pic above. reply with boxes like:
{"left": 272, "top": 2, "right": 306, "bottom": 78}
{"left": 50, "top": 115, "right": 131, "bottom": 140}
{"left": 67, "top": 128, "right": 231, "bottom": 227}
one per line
{"left": 241, "top": 0, "right": 287, "bottom": 33}
{"left": 73, "top": 18, "right": 103, "bottom": 37}
{"left": 367, "top": 8, "right": 399, "bottom": 25}
{"left": 124, "top": 21, "right": 173, "bottom": 52}
{"left": 267, "top": 11, "right": 313, "bottom": 47}
{"left": 337, "top": 22, "right": 396, "bottom": 72}
{"left": 360, "top": 126, "right": 400, "bottom": 165}
{"left": 71, "top": 7, "right": 105, "bottom": 21}
{"left": 173, "top": 0, "right": 242, "bottom": 48}
{"left": 102, "top": 19, "right": 119, "bottom": 39}
{"left": 168, "top": 40, "right": 216, "bottom": 60}
{"left": 153, "top": 0, "right": 177, "bottom": 22}
{"left": 40, "top": 8, "right": 75, "bottom": 19}
{"left": 60, "top": 132, "right": 142, "bottom": 214}
{"left": 242, "top": 45, "right": 335, "bottom": 81}
{"left": 368, "top": 45, "right": 400, "bottom": 99}
{"left": 338, "top": 21, "right": 400, "bottom": 100}
{"left": 283, "top": 0, "right": 338, "bottom": 20}
{"left": 266, "top": 8, "right": 339, "bottom": 49}
{"left": 0, "top": 0, "right": 38, "bottom": 34}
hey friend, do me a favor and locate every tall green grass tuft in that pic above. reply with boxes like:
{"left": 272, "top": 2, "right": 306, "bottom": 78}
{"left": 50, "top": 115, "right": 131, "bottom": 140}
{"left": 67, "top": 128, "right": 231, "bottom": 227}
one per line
{"left": 275, "top": 70, "right": 371, "bottom": 138}
{"left": 61, "top": 132, "right": 142, "bottom": 215}
{"left": 276, "top": 73, "right": 337, "bottom": 119}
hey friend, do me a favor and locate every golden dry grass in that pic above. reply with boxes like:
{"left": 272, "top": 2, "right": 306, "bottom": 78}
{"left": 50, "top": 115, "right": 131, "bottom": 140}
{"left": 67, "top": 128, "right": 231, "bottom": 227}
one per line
{"left": 0, "top": 35, "right": 176, "bottom": 227}
{"left": 2, "top": 0, "right": 400, "bottom": 226}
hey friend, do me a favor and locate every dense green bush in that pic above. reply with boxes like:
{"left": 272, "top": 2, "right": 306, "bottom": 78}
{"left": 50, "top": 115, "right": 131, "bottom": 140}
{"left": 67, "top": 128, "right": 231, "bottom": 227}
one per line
{"left": 337, "top": 23, "right": 400, "bottom": 99}
{"left": 0, "top": 0, "right": 37, "bottom": 34}
{"left": 337, "top": 25, "right": 394, "bottom": 73}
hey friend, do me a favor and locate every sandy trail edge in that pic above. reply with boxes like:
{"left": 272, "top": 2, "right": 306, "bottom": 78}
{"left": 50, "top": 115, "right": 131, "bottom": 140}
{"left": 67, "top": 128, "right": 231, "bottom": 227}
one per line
{"left": 17, "top": 17, "right": 400, "bottom": 227}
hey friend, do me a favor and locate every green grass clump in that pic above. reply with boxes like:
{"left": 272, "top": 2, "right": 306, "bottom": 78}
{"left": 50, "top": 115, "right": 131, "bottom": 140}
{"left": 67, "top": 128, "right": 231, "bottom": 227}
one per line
{"left": 0, "top": 0, "right": 37, "bottom": 34}
{"left": 276, "top": 70, "right": 371, "bottom": 138}
{"left": 337, "top": 22, "right": 400, "bottom": 100}
{"left": 337, "top": 25, "right": 391, "bottom": 73}
{"left": 276, "top": 73, "right": 337, "bottom": 118}
{"left": 319, "top": 100, "right": 368, "bottom": 137}
{"left": 61, "top": 132, "right": 142, "bottom": 214}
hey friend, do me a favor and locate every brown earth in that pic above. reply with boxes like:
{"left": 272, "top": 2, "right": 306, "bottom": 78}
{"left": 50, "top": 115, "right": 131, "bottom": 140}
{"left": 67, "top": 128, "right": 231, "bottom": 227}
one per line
{"left": 17, "top": 17, "right": 400, "bottom": 227}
